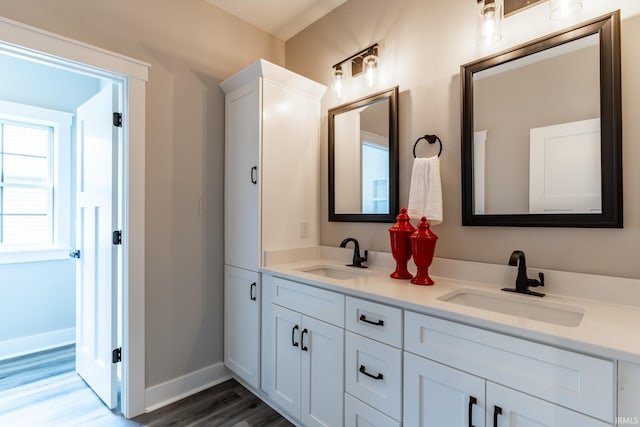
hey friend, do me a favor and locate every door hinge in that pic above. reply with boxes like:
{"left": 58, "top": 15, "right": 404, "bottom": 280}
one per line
{"left": 112, "top": 230, "right": 122, "bottom": 245}
{"left": 69, "top": 250, "right": 81, "bottom": 259}
{"left": 112, "top": 347, "right": 122, "bottom": 364}
{"left": 113, "top": 112, "right": 123, "bottom": 127}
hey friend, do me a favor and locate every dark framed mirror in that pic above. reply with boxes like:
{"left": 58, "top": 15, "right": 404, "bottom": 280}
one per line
{"left": 329, "top": 86, "right": 399, "bottom": 222}
{"left": 461, "top": 11, "right": 622, "bottom": 227}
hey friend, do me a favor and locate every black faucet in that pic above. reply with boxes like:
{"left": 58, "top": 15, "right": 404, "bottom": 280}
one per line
{"left": 340, "top": 238, "right": 368, "bottom": 268}
{"left": 502, "top": 250, "right": 545, "bottom": 297}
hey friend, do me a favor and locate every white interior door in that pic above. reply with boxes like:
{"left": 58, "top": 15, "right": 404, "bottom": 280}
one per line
{"left": 529, "top": 118, "right": 601, "bottom": 213}
{"left": 74, "top": 84, "right": 119, "bottom": 409}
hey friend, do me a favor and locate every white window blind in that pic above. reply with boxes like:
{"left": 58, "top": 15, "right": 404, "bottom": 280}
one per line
{"left": 0, "top": 121, "right": 54, "bottom": 246}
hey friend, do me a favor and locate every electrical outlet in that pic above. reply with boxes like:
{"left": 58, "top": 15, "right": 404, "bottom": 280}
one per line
{"left": 300, "top": 221, "right": 309, "bottom": 239}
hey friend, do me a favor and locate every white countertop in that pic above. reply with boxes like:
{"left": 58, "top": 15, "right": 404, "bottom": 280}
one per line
{"left": 261, "top": 247, "right": 640, "bottom": 365}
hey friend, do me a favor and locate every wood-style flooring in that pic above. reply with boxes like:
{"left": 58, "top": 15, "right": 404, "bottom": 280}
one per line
{"left": 0, "top": 345, "right": 293, "bottom": 426}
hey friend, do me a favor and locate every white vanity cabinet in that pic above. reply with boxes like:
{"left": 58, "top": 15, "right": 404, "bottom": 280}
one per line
{"left": 404, "top": 311, "right": 614, "bottom": 427}
{"left": 262, "top": 275, "right": 345, "bottom": 427}
{"left": 344, "top": 296, "right": 403, "bottom": 426}
{"left": 220, "top": 60, "right": 325, "bottom": 389}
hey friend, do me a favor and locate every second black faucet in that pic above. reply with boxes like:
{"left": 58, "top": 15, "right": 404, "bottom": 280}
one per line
{"left": 340, "top": 238, "right": 368, "bottom": 268}
{"left": 502, "top": 250, "right": 545, "bottom": 297}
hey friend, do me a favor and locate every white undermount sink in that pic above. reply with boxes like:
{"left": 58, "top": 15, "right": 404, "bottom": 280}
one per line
{"left": 438, "top": 288, "right": 585, "bottom": 327}
{"left": 297, "top": 265, "right": 368, "bottom": 280}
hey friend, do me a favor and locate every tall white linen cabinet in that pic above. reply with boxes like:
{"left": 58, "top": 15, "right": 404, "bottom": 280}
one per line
{"left": 220, "top": 60, "right": 326, "bottom": 389}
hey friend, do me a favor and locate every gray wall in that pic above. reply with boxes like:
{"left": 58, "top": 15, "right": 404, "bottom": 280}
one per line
{"left": 286, "top": 0, "right": 640, "bottom": 278}
{"left": 0, "top": 0, "right": 284, "bottom": 388}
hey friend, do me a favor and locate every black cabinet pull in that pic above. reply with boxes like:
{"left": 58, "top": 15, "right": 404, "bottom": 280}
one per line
{"left": 359, "top": 365, "right": 383, "bottom": 380}
{"left": 291, "top": 325, "right": 299, "bottom": 347}
{"left": 359, "top": 314, "right": 384, "bottom": 327}
{"left": 468, "top": 396, "right": 477, "bottom": 427}
{"left": 249, "top": 282, "right": 257, "bottom": 301}
{"left": 250, "top": 166, "right": 257, "bottom": 184}
{"left": 301, "top": 329, "right": 309, "bottom": 351}
{"left": 493, "top": 405, "right": 502, "bottom": 427}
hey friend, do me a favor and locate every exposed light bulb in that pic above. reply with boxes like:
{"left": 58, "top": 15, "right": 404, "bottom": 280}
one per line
{"left": 549, "top": 0, "right": 582, "bottom": 20}
{"left": 478, "top": 0, "right": 502, "bottom": 46}
{"left": 362, "top": 53, "right": 378, "bottom": 87}
{"left": 332, "top": 65, "right": 344, "bottom": 98}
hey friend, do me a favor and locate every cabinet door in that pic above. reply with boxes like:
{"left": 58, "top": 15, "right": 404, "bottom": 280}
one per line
{"left": 224, "top": 79, "right": 260, "bottom": 270}
{"left": 267, "top": 304, "right": 302, "bottom": 417}
{"left": 301, "top": 316, "right": 345, "bottom": 427}
{"left": 404, "top": 353, "right": 485, "bottom": 427}
{"left": 486, "top": 383, "right": 611, "bottom": 427}
{"left": 224, "top": 265, "right": 260, "bottom": 388}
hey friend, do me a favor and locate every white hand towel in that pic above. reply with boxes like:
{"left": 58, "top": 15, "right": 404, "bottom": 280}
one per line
{"left": 408, "top": 156, "right": 442, "bottom": 225}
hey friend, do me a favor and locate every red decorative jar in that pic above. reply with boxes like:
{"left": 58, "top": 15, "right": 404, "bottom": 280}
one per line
{"left": 410, "top": 216, "right": 438, "bottom": 286}
{"left": 388, "top": 208, "right": 415, "bottom": 279}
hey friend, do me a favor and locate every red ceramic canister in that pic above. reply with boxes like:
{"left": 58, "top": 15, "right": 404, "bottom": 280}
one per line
{"left": 388, "top": 208, "right": 415, "bottom": 280}
{"left": 410, "top": 216, "right": 438, "bottom": 286}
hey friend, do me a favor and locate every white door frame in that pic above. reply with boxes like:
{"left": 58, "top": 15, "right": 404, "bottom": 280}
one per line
{"left": 0, "top": 16, "right": 149, "bottom": 418}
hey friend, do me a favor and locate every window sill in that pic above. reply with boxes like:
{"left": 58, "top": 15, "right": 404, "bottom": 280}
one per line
{"left": 0, "top": 247, "right": 72, "bottom": 265}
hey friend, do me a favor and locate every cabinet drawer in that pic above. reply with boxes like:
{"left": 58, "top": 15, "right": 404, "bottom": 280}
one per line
{"left": 345, "top": 296, "right": 402, "bottom": 348}
{"left": 345, "top": 394, "right": 400, "bottom": 427}
{"left": 265, "top": 275, "right": 345, "bottom": 327}
{"left": 345, "top": 331, "right": 402, "bottom": 421}
{"left": 404, "top": 311, "right": 615, "bottom": 422}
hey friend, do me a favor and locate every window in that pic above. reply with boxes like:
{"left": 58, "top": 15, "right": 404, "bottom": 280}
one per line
{"left": 0, "top": 121, "right": 53, "bottom": 245}
{"left": 361, "top": 135, "right": 389, "bottom": 214}
{"left": 0, "top": 101, "right": 72, "bottom": 262}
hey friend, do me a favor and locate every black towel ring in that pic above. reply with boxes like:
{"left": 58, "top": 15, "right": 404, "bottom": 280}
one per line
{"left": 413, "top": 134, "right": 442, "bottom": 158}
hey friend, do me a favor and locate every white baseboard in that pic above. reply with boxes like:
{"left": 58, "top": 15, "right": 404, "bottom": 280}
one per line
{"left": 0, "top": 328, "right": 75, "bottom": 361}
{"left": 144, "top": 362, "right": 231, "bottom": 412}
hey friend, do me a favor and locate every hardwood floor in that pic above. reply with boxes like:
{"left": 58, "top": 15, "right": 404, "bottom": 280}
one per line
{"left": 0, "top": 345, "right": 293, "bottom": 426}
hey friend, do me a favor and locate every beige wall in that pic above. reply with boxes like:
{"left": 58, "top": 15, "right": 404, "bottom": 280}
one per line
{"left": 286, "top": 0, "right": 640, "bottom": 278}
{"left": 0, "top": 0, "right": 284, "bottom": 388}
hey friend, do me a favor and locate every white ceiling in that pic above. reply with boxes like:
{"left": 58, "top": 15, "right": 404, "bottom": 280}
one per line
{"left": 205, "top": 0, "right": 349, "bottom": 41}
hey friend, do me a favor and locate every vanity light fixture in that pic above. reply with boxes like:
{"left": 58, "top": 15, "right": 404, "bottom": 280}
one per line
{"left": 478, "top": 0, "right": 503, "bottom": 46}
{"left": 331, "top": 43, "right": 380, "bottom": 98}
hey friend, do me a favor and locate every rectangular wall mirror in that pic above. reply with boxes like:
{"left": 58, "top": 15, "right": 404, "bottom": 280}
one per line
{"left": 461, "top": 11, "right": 622, "bottom": 227}
{"left": 329, "top": 86, "right": 399, "bottom": 222}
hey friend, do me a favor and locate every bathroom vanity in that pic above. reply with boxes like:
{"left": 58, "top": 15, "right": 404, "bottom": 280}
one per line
{"left": 228, "top": 246, "right": 640, "bottom": 427}
{"left": 219, "top": 14, "right": 638, "bottom": 424}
